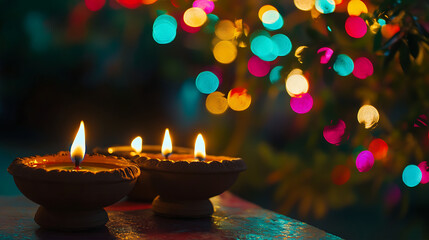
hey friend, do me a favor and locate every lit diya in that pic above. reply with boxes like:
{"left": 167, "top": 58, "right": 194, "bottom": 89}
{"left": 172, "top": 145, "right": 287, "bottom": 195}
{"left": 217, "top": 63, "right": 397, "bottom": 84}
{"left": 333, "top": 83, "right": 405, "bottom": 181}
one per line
{"left": 135, "top": 131, "right": 246, "bottom": 218}
{"left": 93, "top": 129, "right": 193, "bottom": 202}
{"left": 7, "top": 121, "right": 140, "bottom": 231}
{"left": 94, "top": 129, "right": 193, "bottom": 159}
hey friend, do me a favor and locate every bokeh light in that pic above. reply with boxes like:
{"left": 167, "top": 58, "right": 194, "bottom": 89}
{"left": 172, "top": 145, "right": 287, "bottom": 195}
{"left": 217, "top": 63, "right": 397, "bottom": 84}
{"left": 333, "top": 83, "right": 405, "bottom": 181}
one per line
{"left": 418, "top": 161, "right": 429, "bottom": 184}
{"left": 142, "top": 0, "right": 157, "bottom": 4}
{"left": 356, "top": 150, "right": 374, "bottom": 172}
{"left": 206, "top": 91, "right": 228, "bottom": 114}
{"left": 261, "top": 10, "right": 280, "bottom": 24}
{"left": 258, "top": 5, "right": 277, "bottom": 22}
{"left": 353, "top": 57, "right": 373, "bottom": 79}
{"left": 345, "top": 16, "right": 367, "bottom": 38}
{"left": 215, "top": 20, "right": 236, "bottom": 40}
{"left": 323, "top": 120, "right": 347, "bottom": 145}
{"left": 317, "top": 47, "right": 334, "bottom": 64}
{"left": 331, "top": 165, "right": 351, "bottom": 185}
{"left": 315, "top": 0, "right": 336, "bottom": 14}
{"left": 414, "top": 114, "right": 428, "bottom": 128}
{"left": 294, "top": 0, "right": 314, "bottom": 11}
{"left": 381, "top": 24, "right": 400, "bottom": 39}
{"left": 227, "top": 88, "right": 252, "bottom": 111}
{"left": 258, "top": 6, "right": 283, "bottom": 31}
{"left": 378, "top": 18, "right": 386, "bottom": 26}
{"left": 271, "top": 34, "right": 292, "bottom": 57}
{"left": 286, "top": 70, "right": 309, "bottom": 97}
{"left": 357, "top": 104, "right": 379, "bottom": 129}
{"left": 117, "top": 0, "right": 141, "bottom": 9}
{"left": 290, "top": 93, "right": 313, "bottom": 114}
{"left": 333, "top": 54, "right": 354, "bottom": 76}
{"left": 347, "top": 0, "right": 368, "bottom": 16}
{"left": 213, "top": 40, "right": 237, "bottom": 64}
{"left": 248, "top": 56, "right": 271, "bottom": 77}
{"left": 183, "top": 7, "right": 207, "bottom": 28}
{"left": 263, "top": 15, "right": 284, "bottom": 31}
{"left": 270, "top": 66, "right": 283, "bottom": 84}
{"left": 192, "top": 0, "right": 215, "bottom": 14}
{"left": 153, "top": 14, "right": 177, "bottom": 44}
{"left": 295, "top": 46, "right": 308, "bottom": 63}
{"left": 85, "top": 0, "right": 105, "bottom": 11}
{"left": 368, "top": 138, "right": 388, "bottom": 160}
{"left": 250, "top": 34, "right": 276, "bottom": 61}
{"left": 402, "top": 165, "right": 422, "bottom": 187}
{"left": 195, "top": 71, "right": 219, "bottom": 94}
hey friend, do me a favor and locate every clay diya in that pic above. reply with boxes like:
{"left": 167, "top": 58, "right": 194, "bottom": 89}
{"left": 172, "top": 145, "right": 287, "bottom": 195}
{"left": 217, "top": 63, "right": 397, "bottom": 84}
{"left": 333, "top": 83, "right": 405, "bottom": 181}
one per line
{"left": 93, "top": 130, "right": 193, "bottom": 202}
{"left": 7, "top": 122, "right": 140, "bottom": 231}
{"left": 137, "top": 132, "right": 246, "bottom": 218}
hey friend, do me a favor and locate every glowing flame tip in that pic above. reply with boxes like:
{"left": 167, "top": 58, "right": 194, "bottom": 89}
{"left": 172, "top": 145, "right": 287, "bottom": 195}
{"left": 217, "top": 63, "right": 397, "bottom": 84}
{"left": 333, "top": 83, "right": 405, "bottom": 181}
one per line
{"left": 161, "top": 128, "right": 172, "bottom": 158}
{"left": 131, "top": 136, "right": 143, "bottom": 154}
{"left": 194, "top": 133, "right": 206, "bottom": 161}
{"left": 70, "top": 121, "right": 86, "bottom": 167}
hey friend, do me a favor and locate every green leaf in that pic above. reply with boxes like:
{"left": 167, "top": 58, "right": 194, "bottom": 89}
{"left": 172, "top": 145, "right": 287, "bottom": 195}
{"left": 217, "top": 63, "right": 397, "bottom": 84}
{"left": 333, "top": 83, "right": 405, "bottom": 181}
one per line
{"left": 399, "top": 43, "right": 411, "bottom": 73}
{"left": 373, "top": 29, "right": 382, "bottom": 52}
{"left": 382, "top": 31, "right": 402, "bottom": 50}
{"left": 407, "top": 34, "right": 420, "bottom": 59}
{"left": 383, "top": 41, "right": 401, "bottom": 69}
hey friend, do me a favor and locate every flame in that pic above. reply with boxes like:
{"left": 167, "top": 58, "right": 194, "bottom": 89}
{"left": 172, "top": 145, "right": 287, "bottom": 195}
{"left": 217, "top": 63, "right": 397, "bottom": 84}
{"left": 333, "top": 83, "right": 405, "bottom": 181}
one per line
{"left": 131, "top": 136, "right": 143, "bottom": 154}
{"left": 161, "top": 128, "right": 172, "bottom": 158}
{"left": 70, "top": 121, "right": 86, "bottom": 166}
{"left": 194, "top": 133, "right": 206, "bottom": 160}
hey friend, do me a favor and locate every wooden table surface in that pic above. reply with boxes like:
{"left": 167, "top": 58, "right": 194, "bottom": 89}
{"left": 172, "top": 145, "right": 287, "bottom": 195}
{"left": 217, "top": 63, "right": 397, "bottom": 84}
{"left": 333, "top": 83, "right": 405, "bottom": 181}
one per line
{"left": 0, "top": 192, "right": 341, "bottom": 239}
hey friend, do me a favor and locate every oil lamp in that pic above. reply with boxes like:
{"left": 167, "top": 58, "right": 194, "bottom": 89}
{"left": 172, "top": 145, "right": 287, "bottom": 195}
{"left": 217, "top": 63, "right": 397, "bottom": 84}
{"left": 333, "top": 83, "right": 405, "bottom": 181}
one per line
{"left": 8, "top": 121, "right": 140, "bottom": 230}
{"left": 137, "top": 132, "right": 246, "bottom": 218}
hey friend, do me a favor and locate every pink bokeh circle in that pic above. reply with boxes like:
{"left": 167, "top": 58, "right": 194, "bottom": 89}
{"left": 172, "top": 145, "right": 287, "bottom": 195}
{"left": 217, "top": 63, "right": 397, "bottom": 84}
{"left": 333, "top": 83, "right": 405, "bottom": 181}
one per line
{"left": 356, "top": 150, "right": 374, "bottom": 172}
{"left": 418, "top": 161, "right": 429, "bottom": 184}
{"left": 290, "top": 93, "right": 313, "bottom": 114}
{"left": 353, "top": 57, "right": 374, "bottom": 79}
{"left": 323, "top": 120, "right": 347, "bottom": 145}
{"left": 248, "top": 55, "right": 271, "bottom": 77}
{"left": 345, "top": 16, "right": 367, "bottom": 38}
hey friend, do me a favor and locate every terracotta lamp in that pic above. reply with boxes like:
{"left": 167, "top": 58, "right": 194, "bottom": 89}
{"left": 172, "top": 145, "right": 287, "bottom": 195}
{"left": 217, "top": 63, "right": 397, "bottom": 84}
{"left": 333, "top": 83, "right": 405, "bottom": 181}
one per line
{"left": 7, "top": 122, "right": 140, "bottom": 231}
{"left": 93, "top": 130, "right": 193, "bottom": 202}
{"left": 136, "top": 131, "right": 246, "bottom": 218}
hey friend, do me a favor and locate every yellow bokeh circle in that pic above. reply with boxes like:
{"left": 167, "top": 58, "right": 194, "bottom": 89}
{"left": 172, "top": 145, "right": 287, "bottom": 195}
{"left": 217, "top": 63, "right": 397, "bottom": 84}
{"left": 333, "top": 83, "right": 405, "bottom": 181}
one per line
{"left": 357, "top": 104, "right": 380, "bottom": 129}
{"left": 285, "top": 71, "right": 309, "bottom": 97}
{"left": 213, "top": 40, "right": 237, "bottom": 64}
{"left": 215, "top": 20, "right": 236, "bottom": 40}
{"left": 294, "top": 0, "right": 314, "bottom": 11}
{"left": 183, "top": 7, "right": 207, "bottom": 27}
{"left": 206, "top": 91, "right": 229, "bottom": 114}
{"left": 227, "top": 88, "right": 251, "bottom": 111}
{"left": 347, "top": 0, "right": 368, "bottom": 16}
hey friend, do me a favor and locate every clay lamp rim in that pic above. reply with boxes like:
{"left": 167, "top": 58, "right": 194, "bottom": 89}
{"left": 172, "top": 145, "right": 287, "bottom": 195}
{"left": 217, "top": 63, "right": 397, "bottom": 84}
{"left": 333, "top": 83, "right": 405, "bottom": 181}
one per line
{"left": 8, "top": 151, "right": 140, "bottom": 183}
{"left": 134, "top": 155, "right": 246, "bottom": 174}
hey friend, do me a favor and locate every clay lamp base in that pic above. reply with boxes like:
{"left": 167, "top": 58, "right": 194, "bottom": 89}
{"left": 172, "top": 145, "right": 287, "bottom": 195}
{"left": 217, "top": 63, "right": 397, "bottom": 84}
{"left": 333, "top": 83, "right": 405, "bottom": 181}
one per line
{"left": 137, "top": 155, "right": 246, "bottom": 218}
{"left": 93, "top": 145, "right": 193, "bottom": 202}
{"left": 7, "top": 152, "right": 140, "bottom": 231}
